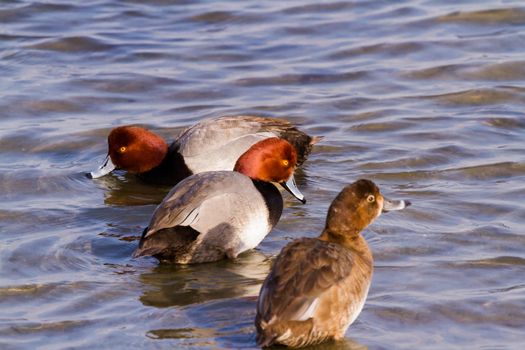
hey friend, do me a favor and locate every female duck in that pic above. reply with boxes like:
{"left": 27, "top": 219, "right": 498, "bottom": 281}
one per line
{"left": 255, "top": 179, "right": 410, "bottom": 348}
{"left": 133, "top": 138, "right": 305, "bottom": 264}
{"left": 89, "top": 115, "right": 320, "bottom": 185}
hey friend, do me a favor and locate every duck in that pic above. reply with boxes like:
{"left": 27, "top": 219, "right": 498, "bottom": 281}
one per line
{"left": 132, "top": 137, "right": 306, "bottom": 264}
{"left": 88, "top": 115, "right": 321, "bottom": 185}
{"left": 255, "top": 179, "right": 410, "bottom": 348}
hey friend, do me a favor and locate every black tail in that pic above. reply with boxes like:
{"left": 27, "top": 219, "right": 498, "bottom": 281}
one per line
{"left": 132, "top": 226, "right": 200, "bottom": 261}
{"left": 280, "top": 133, "right": 323, "bottom": 166}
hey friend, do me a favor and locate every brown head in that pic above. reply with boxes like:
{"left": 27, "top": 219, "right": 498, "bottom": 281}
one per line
{"left": 234, "top": 138, "right": 305, "bottom": 203}
{"left": 107, "top": 126, "right": 168, "bottom": 173}
{"left": 320, "top": 179, "right": 409, "bottom": 244}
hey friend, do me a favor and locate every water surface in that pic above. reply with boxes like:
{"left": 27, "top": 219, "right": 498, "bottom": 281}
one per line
{"left": 1, "top": 1, "right": 524, "bottom": 349}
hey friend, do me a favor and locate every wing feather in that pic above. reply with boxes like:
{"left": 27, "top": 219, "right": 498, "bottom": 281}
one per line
{"left": 144, "top": 171, "right": 252, "bottom": 238}
{"left": 257, "top": 238, "right": 354, "bottom": 323}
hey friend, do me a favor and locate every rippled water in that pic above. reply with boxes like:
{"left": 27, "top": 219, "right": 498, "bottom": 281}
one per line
{"left": 1, "top": 1, "right": 524, "bottom": 349}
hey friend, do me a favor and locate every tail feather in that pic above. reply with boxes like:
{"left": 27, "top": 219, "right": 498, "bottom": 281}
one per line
{"left": 255, "top": 317, "right": 316, "bottom": 348}
{"left": 132, "top": 226, "right": 200, "bottom": 261}
{"left": 279, "top": 133, "right": 323, "bottom": 166}
{"left": 310, "top": 135, "right": 323, "bottom": 145}
{"left": 255, "top": 320, "right": 277, "bottom": 348}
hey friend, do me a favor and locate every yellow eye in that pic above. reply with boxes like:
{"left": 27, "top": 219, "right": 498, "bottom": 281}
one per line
{"left": 281, "top": 159, "right": 289, "bottom": 167}
{"left": 119, "top": 146, "right": 127, "bottom": 153}
{"left": 367, "top": 195, "right": 375, "bottom": 203}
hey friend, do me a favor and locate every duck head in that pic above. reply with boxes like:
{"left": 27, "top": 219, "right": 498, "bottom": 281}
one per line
{"left": 234, "top": 138, "right": 306, "bottom": 203}
{"left": 88, "top": 126, "right": 168, "bottom": 179}
{"left": 322, "top": 179, "right": 410, "bottom": 240}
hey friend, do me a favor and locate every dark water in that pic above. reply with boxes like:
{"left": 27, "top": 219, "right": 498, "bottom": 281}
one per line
{"left": 1, "top": 1, "right": 524, "bottom": 349}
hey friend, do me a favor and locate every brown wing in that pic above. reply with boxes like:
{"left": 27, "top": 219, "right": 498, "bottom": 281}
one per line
{"left": 257, "top": 238, "right": 354, "bottom": 323}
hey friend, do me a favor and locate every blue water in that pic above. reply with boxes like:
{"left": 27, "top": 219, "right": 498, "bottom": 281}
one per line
{"left": 1, "top": 1, "right": 524, "bottom": 349}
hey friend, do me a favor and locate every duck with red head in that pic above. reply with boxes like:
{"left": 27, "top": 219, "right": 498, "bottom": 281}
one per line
{"left": 88, "top": 115, "right": 321, "bottom": 186}
{"left": 133, "top": 138, "right": 305, "bottom": 264}
{"left": 255, "top": 179, "right": 410, "bottom": 348}
{"left": 109, "top": 126, "right": 168, "bottom": 173}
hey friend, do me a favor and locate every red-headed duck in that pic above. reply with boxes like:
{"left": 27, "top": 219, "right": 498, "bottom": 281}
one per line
{"left": 88, "top": 115, "right": 320, "bottom": 185}
{"left": 255, "top": 179, "right": 410, "bottom": 348}
{"left": 132, "top": 137, "right": 306, "bottom": 264}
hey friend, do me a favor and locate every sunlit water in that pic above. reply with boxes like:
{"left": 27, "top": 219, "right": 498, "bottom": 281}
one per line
{"left": 1, "top": 1, "right": 524, "bottom": 349}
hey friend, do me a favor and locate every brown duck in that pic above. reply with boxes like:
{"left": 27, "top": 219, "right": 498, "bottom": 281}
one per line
{"left": 255, "top": 179, "right": 410, "bottom": 348}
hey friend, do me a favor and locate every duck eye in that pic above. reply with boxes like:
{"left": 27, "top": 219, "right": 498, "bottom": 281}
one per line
{"left": 119, "top": 146, "right": 127, "bottom": 153}
{"left": 367, "top": 195, "right": 375, "bottom": 203}
{"left": 281, "top": 159, "right": 289, "bottom": 167}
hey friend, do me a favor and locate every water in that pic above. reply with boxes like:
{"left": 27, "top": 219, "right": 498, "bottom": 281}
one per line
{"left": 1, "top": 0, "right": 524, "bottom": 349}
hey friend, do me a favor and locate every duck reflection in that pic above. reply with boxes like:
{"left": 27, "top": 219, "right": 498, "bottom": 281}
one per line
{"left": 94, "top": 172, "right": 171, "bottom": 206}
{"left": 138, "top": 250, "right": 271, "bottom": 308}
{"left": 136, "top": 250, "right": 367, "bottom": 350}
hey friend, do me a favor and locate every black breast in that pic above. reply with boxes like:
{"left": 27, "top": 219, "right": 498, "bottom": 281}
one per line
{"left": 138, "top": 142, "right": 193, "bottom": 186}
{"left": 252, "top": 180, "right": 283, "bottom": 228}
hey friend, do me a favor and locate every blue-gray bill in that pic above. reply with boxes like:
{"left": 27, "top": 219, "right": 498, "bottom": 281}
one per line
{"left": 87, "top": 154, "right": 116, "bottom": 179}
{"left": 280, "top": 174, "right": 306, "bottom": 204}
{"left": 383, "top": 198, "right": 411, "bottom": 212}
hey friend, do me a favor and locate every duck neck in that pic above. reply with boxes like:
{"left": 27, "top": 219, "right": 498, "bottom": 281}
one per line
{"left": 318, "top": 227, "right": 359, "bottom": 249}
{"left": 319, "top": 228, "right": 372, "bottom": 266}
{"left": 251, "top": 180, "right": 283, "bottom": 228}
{"left": 138, "top": 142, "right": 192, "bottom": 186}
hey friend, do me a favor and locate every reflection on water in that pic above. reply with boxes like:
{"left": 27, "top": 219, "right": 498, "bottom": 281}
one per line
{"left": 139, "top": 252, "right": 270, "bottom": 308}
{"left": 1, "top": 0, "right": 525, "bottom": 349}
{"left": 97, "top": 172, "right": 172, "bottom": 206}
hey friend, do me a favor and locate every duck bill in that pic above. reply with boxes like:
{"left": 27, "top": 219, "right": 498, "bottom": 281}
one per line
{"left": 382, "top": 198, "right": 411, "bottom": 213}
{"left": 280, "top": 174, "right": 306, "bottom": 204}
{"left": 87, "top": 154, "right": 116, "bottom": 179}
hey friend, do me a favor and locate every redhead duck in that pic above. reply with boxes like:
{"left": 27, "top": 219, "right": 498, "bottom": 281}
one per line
{"left": 88, "top": 115, "right": 320, "bottom": 185}
{"left": 133, "top": 137, "right": 306, "bottom": 264}
{"left": 255, "top": 179, "right": 410, "bottom": 348}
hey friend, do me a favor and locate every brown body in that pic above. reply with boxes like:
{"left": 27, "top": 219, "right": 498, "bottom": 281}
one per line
{"left": 255, "top": 179, "right": 409, "bottom": 348}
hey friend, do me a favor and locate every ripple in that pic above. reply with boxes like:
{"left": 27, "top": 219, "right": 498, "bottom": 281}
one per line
{"left": 403, "top": 63, "right": 467, "bottom": 80}
{"left": 406, "top": 61, "right": 525, "bottom": 81}
{"left": 283, "top": 2, "right": 356, "bottom": 14}
{"left": 464, "top": 61, "right": 525, "bottom": 80}
{"left": 29, "top": 36, "right": 114, "bottom": 53}
{"left": 430, "top": 300, "right": 525, "bottom": 327}
{"left": 22, "top": 99, "right": 86, "bottom": 114}
{"left": 349, "top": 121, "right": 413, "bottom": 133}
{"left": 456, "top": 256, "right": 525, "bottom": 267}
{"left": 359, "top": 154, "right": 449, "bottom": 170}
{"left": 189, "top": 11, "right": 240, "bottom": 24}
{"left": 445, "top": 161, "right": 525, "bottom": 181}
{"left": 0, "top": 3, "right": 75, "bottom": 23}
{"left": 234, "top": 71, "right": 369, "bottom": 87}
{"left": 72, "top": 75, "right": 180, "bottom": 94}
{"left": 483, "top": 116, "right": 525, "bottom": 129}
{"left": 427, "top": 88, "right": 522, "bottom": 106}
{"left": 437, "top": 7, "right": 525, "bottom": 25}
{"left": 330, "top": 41, "right": 426, "bottom": 59}
{"left": 0, "top": 319, "right": 95, "bottom": 335}
{"left": 372, "top": 161, "right": 525, "bottom": 183}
